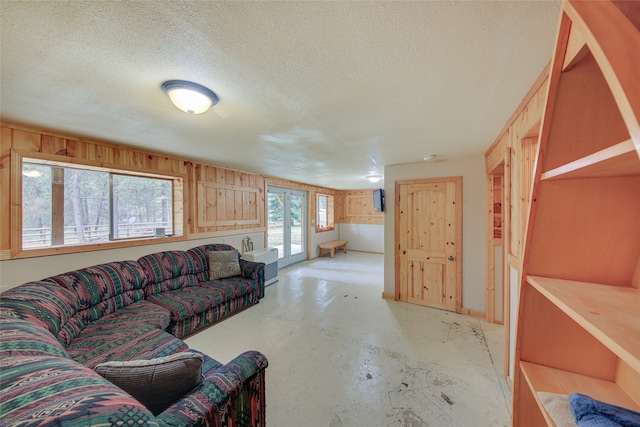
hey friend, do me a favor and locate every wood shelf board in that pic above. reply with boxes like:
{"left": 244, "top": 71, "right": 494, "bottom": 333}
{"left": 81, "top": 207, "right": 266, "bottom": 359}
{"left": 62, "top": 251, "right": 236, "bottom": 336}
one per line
{"left": 542, "top": 139, "right": 639, "bottom": 180}
{"left": 527, "top": 275, "right": 640, "bottom": 372}
{"left": 542, "top": 50, "right": 631, "bottom": 172}
{"left": 566, "top": 0, "right": 640, "bottom": 144}
{"left": 520, "top": 361, "right": 640, "bottom": 414}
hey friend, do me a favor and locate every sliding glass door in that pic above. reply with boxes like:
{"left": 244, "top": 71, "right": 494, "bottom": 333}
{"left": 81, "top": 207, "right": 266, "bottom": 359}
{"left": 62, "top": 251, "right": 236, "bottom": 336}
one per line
{"left": 267, "top": 186, "right": 306, "bottom": 268}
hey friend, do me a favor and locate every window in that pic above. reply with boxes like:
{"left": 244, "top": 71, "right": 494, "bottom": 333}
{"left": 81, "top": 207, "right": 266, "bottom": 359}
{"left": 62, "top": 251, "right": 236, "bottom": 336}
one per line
{"left": 22, "top": 159, "right": 176, "bottom": 250}
{"left": 316, "top": 194, "right": 334, "bottom": 232}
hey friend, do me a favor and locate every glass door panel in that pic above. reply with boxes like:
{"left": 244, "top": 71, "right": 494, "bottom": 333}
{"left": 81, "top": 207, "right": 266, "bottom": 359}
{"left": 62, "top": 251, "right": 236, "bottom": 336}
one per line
{"left": 268, "top": 186, "right": 306, "bottom": 268}
{"left": 290, "top": 194, "right": 303, "bottom": 256}
{"left": 267, "top": 192, "right": 285, "bottom": 260}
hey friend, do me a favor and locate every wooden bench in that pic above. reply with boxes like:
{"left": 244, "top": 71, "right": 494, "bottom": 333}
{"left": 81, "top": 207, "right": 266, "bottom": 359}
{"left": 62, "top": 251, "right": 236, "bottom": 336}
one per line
{"left": 318, "top": 240, "right": 348, "bottom": 258}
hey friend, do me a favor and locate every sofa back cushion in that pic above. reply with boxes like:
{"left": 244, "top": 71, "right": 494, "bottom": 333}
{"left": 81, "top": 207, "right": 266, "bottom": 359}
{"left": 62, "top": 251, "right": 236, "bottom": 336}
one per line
{"left": 0, "top": 281, "right": 79, "bottom": 343}
{"left": 43, "top": 260, "right": 148, "bottom": 345}
{"left": 187, "top": 243, "right": 238, "bottom": 282}
{"left": 138, "top": 250, "right": 198, "bottom": 296}
{"left": 94, "top": 351, "right": 203, "bottom": 415}
{"left": 0, "top": 316, "right": 70, "bottom": 358}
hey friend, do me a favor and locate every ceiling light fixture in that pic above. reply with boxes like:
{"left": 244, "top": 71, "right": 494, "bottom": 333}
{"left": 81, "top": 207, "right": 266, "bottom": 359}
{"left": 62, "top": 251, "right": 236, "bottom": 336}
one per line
{"left": 423, "top": 154, "right": 436, "bottom": 161}
{"left": 366, "top": 174, "right": 383, "bottom": 183}
{"left": 161, "top": 80, "right": 219, "bottom": 115}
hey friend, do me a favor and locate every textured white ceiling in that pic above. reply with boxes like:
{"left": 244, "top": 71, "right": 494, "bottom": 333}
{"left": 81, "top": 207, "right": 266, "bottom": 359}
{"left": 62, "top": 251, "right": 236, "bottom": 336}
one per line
{"left": 0, "top": 1, "right": 561, "bottom": 189}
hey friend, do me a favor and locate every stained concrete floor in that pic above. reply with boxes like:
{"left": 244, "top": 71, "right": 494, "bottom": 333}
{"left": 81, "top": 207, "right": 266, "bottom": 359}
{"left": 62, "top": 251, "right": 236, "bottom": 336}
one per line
{"left": 185, "top": 252, "right": 512, "bottom": 427}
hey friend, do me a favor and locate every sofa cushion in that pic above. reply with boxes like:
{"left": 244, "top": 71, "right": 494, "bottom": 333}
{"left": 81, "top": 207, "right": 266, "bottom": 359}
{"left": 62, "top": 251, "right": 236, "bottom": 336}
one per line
{"left": 0, "top": 317, "right": 70, "bottom": 358}
{"left": 0, "top": 281, "right": 79, "bottom": 341}
{"left": 201, "top": 276, "right": 260, "bottom": 300}
{"left": 187, "top": 243, "right": 238, "bottom": 282}
{"left": 95, "top": 351, "right": 204, "bottom": 415}
{"left": 44, "top": 260, "right": 149, "bottom": 309}
{"left": 67, "top": 324, "right": 188, "bottom": 369}
{"left": 43, "top": 261, "right": 149, "bottom": 344}
{"left": 167, "top": 288, "right": 262, "bottom": 338}
{"left": 146, "top": 286, "right": 227, "bottom": 322}
{"left": 0, "top": 355, "right": 158, "bottom": 426}
{"left": 84, "top": 299, "right": 171, "bottom": 331}
{"left": 209, "top": 249, "right": 241, "bottom": 279}
{"left": 138, "top": 250, "right": 199, "bottom": 295}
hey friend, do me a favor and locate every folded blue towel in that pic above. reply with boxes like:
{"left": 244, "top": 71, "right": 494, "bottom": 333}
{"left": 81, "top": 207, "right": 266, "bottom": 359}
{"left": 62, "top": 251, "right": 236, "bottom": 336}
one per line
{"left": 569, "top": 393, "right": 640, "bottom": 427}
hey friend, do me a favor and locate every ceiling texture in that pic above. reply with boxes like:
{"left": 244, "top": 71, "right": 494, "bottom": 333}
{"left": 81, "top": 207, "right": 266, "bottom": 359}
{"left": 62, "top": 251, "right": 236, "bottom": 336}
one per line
{"left": 1, "top": 1, "right": 561, "bottom": 190}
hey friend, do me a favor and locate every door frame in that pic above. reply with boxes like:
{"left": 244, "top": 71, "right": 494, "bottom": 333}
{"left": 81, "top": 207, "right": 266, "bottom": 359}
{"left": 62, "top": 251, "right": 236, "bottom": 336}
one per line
{"left": 394, "top": 176, "right": 463, "bottom": 313}
{"left": 267, "top": 186, "right": 307, "bottom": 268}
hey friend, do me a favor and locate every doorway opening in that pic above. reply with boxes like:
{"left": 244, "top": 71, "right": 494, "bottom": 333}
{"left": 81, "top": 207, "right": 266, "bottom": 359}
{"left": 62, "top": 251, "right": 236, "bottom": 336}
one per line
{"left": 267, "top": 186, "right": 306, "bottom": 268}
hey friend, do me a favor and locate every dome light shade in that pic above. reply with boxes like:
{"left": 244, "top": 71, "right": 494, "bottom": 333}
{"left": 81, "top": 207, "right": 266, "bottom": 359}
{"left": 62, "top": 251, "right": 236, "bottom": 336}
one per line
{"left": 161, "top": 80, "right": 219, "bottom": 114}
{"left": 366, "top": 174, "right": 382, "bottom": 183}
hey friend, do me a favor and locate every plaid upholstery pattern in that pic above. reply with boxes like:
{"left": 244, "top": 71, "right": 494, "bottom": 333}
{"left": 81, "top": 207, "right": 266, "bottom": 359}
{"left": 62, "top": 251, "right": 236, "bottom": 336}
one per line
{"left": 0, "top": 355, "right": 159, "bottom": 426}
{"left": 0, "top": 317, "right": 70, "bottom": 359}
{"left": 43, "top": 261, "right": 149, "bottom": 345}
{"left": 168, "top": 293, "right": 259, "bottom": 338}
{"left": 157, "top": 351, "right": 267, "bottom": 427}
{"left": 1, "top": 245, "right": 268, "bottom": 427}
{"left": 66, "top": 321, "right": 186, "bottom": 369}
{"left": 187, "top": 244, "right": 237, "bottom": 281}
{"left": 0, "top": 281, "right": 79, "bottom": 341}
{"left": 77, "top": 299, "right": 171, "bottom": 331}
{"left": 138, "top": 250, "right": 199, "bottom": 296}
{"left": 140, "top": 246, "right": 265, "bottom": 338}
{"left": 146, "top": 287, "right": 226, "bottom": 322}
{"left": 189, "top": 244, "right": 265, "bottom": 298}
{"left": 147, "top": 285, "right": 260, "bottom": 338}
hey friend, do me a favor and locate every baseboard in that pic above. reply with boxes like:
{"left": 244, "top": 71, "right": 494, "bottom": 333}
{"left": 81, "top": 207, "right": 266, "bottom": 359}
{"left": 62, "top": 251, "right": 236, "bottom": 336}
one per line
{"left": 348, "top": 249, "right": 384, "bottom": 255}
{"left": 460, "top": 307, "right": 486, "bottom": 318}
{"left": 381, "top": 292, "right": 395, "bottom": 300}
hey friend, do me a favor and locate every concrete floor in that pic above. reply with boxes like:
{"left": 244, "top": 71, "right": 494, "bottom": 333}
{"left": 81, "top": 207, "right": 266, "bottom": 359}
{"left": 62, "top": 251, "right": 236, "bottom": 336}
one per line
{"left": 185, "top": 252, "right": 512, "bottom": 427}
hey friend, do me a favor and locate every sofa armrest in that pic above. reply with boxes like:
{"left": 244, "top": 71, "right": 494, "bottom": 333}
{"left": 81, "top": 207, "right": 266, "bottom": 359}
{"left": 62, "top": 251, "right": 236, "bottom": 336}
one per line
{"left": 156, "top": 351, "right": 268, "bottom": 427}
{"left": 239, "top": 260, "right": 265, "bottom": 298}
{"left": 207, "top": 350, "right": 268, "bottom": 392}
{"left": 238, "top": 260, "right": 264, "bottom": 282}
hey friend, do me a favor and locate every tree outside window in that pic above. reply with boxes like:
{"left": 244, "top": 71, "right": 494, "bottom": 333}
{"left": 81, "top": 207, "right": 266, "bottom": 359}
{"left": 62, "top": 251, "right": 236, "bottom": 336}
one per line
{"left": 316, "top": 194, "right": 334, "bottom": 232}
{"left": 22, "top": 160, "right": 174, "bottom": 249}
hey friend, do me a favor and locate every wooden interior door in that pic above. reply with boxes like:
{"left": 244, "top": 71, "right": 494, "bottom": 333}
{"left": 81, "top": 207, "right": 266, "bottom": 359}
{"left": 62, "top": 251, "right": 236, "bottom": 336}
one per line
{"left": 396, "top": 177, "right": 462, "bottom": 312}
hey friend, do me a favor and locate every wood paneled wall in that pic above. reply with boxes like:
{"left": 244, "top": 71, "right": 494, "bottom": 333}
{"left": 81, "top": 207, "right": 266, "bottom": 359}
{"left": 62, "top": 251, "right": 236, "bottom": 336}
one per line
{"left": 484, "top": 64, "right": 549, "bottom": 374}
{"left": 191, "top": 164, "right": 264, "bottom": 232}
{"left": 1, "top": 121, "right": 384, "bottom": 261}
{"left": 485, "top": 64, "right": 549, "bottom": 265}
{"left": 337, "top": 190, "right": 383, "bottom": 224}
{"left": 0, "top": 121, "right": 265, "bottom": 259}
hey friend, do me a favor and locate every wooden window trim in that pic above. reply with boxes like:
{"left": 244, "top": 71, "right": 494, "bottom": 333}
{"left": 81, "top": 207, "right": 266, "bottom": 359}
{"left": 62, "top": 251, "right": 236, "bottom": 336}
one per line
{"left": 10, "top": 150, "right": 186, "bottom": 259}
{"left": 316, "top": 193, "right": 335, "bottom": 232}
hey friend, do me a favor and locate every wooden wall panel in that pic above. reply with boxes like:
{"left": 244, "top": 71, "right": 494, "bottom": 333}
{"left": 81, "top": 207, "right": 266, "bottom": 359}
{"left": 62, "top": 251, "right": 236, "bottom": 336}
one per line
{"left": 486, "top": 130, "right": 510, "bottom": 173}
{"left": 41, "top": 135, "right": 66, "bottom": 156}
{"left": 0, "top": 121, "right": 265, "bottom": 260}
{"left": 2, "top": 120, "right": 383, "bottom": 261}
{"left": 338, "top": 190, "right": 384, "bottom": 225}
{"left": 12, "top": 129, "right": 41, "bottom": 152}
{"left": 196, "top": 181, "right": 262, "bottom": 228}
{"left": 483, "top": 64, "right": 549, "bottom": 333}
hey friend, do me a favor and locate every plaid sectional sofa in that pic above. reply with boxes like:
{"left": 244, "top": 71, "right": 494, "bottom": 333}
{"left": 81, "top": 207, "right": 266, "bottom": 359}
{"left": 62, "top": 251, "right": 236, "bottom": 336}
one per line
{"left": 0, "top": 244, "right": 268, "bottom": 427}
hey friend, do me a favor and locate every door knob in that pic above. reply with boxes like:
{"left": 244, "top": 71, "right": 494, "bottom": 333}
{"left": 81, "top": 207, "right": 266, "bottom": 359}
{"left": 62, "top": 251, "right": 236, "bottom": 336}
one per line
{"left": 448, "top": 256, "right": 454, "bottom": 261}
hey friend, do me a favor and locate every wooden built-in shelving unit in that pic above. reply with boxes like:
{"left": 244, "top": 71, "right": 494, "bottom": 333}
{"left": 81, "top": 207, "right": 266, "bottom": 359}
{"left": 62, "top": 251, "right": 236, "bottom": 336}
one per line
{"left": 513, "top": 0, "right": 640, "bottom": 425}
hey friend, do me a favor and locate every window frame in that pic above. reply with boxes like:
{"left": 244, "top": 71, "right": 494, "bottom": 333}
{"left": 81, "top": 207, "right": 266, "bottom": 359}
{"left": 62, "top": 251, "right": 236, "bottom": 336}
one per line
{"left": 12, "top": 150, "right": 185, "bottom": 259}
{"left": 315, "top": 193, "right": 335, "bottom": 232}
